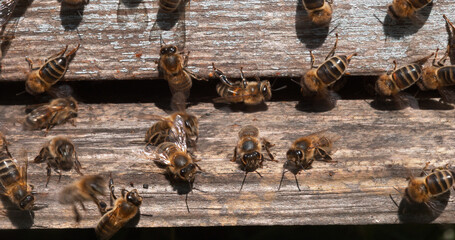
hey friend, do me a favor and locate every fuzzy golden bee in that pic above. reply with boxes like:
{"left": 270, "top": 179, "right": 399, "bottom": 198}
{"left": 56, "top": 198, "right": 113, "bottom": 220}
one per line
{"left": 24, "top": 97, "right": 78, "bottom": 133}
{"left": 59, "top": 175, "right": 106, "bottom": 222}
{"left": 231, "top": 125, "right": 276, "bottom": 191}
{"left": 95, "top": 175, "right": 142, "bottom": 240}
{"left": 303, "top": 0, "right": 333, "bottom": 26}
{"left": 34, "top": 136, "right": 83, "bottom": 187}
{"left": 387, "top": 0, "right": 432, "bottom": 20}
{"left": 301, "top": 33, "right": 356, "bottom": 99}
{"left": 145, "top": 112, "right": 198, "bottom": 147}
{"left": 279, "top": 131, "right": 339, "bottom": 191}
{"left": 25, "top": 44, "right": 80, "bottom": 95}
{"left": 212, "top": 63, "right": 272, "bottom": 105}
{"left": 0, "top": 133, "right": 35, "bottom": 211}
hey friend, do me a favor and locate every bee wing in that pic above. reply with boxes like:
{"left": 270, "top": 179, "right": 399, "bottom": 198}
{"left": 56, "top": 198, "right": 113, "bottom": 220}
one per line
{"left": 0, "top": 0, "right": 18, "bottom": 28}
{"left": 168, "top": 114, "right": 187, "bottom": 152}
{"left": 171, "top": 91, "right": 188, "bottom": 112}
{"left": 46, "top": 85, "right": 74, "bottom": 98}
{"left": 144, "top": 145, "right": 171, "bottom": 166}
{"left": 438, "top": 86, "right": 455, "bottom": 104}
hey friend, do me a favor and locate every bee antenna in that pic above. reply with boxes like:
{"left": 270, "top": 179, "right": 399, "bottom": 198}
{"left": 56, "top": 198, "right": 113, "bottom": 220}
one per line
{"left": 288, "top": 78, "right": 301, "bottom": 86}
{"left": 16, "top": 90, "right": 26, "bottom": 96}
{"left": 239, "top": 172, "right": 248, "bottom": 192}
{"left": 272, "top": 85, "right": 287, "bottom": 92}
{"left": 185, "top": 193, "right": 190, "bottom": 213}
{"left": 328, "top": 23, "right": 340, "bottom": 35}
{"left": 389, "top": 194, "right": 399, "bottom": 208}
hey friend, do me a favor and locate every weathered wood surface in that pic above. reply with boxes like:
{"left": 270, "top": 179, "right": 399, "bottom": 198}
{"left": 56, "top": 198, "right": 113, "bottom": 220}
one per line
{"left": 0, "top": 0, "right": 454, "bottom": 81}
{"left": 0, "top": 100, "right": 455, "bottom": 229}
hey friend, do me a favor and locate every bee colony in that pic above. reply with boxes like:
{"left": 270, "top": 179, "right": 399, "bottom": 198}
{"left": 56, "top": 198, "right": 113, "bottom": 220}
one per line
{"left": 1, "top": 0, "right": 455, "bottom": 235}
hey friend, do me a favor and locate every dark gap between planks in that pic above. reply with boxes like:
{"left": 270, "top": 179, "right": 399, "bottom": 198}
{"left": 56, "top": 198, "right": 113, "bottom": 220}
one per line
{"left": 0, "top": 76, "right": 439, "bottom": 105}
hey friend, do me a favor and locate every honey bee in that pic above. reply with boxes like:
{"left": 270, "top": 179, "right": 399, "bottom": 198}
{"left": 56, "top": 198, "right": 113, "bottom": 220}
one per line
{"left": 158, "top": 0, "right": 185, "bottom": 13}
{"left": 278, "top": 131, "right": 339, "bottom": 191}
{"left": 303, "top": 0, "right": 333, "bottom": 26}
{"left": 25, "top": 44, "right": 80, "bottom": 95}
{"left": 212, "top": 63, "right": 272, "bottom": 105}
{"left": 231, "top": 125, "right": 276, "bottom": 191}
{"left": 417, "top": 44, "right": 455, "bottom": 103}
{"left": 58, "top": 175, "right": 106, "bottom": 222}
{"left": 0, "top": 134, "right": 35, "bottom": 211}
{"left": 146, "top": 114, "right": 201, "bottom": 212}
{"left": 95, "top": 175, "right": 142, "bottom": 240}
{"left": 375, "top": 53, "right": 433, "bottom": 106}
{"left": 0, "top": 0, "right": 19, "bottom": 28}
{"left": 158, "top": 37, "right": 205, "bottom": 102}
{"left": 145, "top": 112, "right": 198, "bottom": 148}
{"left": 387, "top": 0, "right": 432, "bottom": 20}
{"left": 0, "top": 132, "right": 10, "bottom": 156}
{"left": 401, "top": 164, "right": 454, "bottom": 212}
{"left": 301, "top": 33, "right": 356, "bottom": 100}
{"left": 33, "top": 136, "right": 83, "bottom": 187}
{"left": 24, "top": 97, "right": 78, "bottom": 133}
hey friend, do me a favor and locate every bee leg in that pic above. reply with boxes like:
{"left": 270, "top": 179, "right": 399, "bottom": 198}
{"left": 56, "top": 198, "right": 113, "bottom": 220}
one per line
{"left": 239, "top": 171, "right": 248, "bottom": 192}
{"left": 277, "top": 168, "right": 287, "bottom": 191}
{"left": 79, "top": 201, "right": 86, "bottom": 211}
{"left": 183, "top": 51, "right": 190, "bottom": 67}
{"left": 65, "top": 44, "right": 81, "bottom": 59}
{"left": 255, "top": 171, "right": 263, "bottom": 178}
{"left": 73, "top": 151, "right": 83, "bottom": 175}
{"left": 49, "top": 45, "right": 69, "bottom": 60}
{"left": 45, "top": 166, "right": 52, "bottom": 187}
{"left": 73, "top": 204, "right": 81, "bottom": 222}
{"left": 437, "top": 45, "right": 450, "bottom": 67}
{"left": 231, "top": 147, "right": 237, "bottom": 162}
{"left": 262, "top": 138, "right": 276, "bottom": 162}
{"left": 239, "top": 67, "right": 247, "bottom": 88}
{"left": 392, "top": 60, "right": 398, "bottom": 72}
{"left": 294, "top": 174, "right": 301, "bottom": 191}
{"left": 25, "top": 57, "right": 35, "bottom": 70}
{"left": 185, "top": 192, "right": 190, "bottom": 213}
{"left": 420, "top": 162, "right": 431, "bottom": 176}
{"left": 109, "top": 174, "right": 117, "bottom": 206}
{"left": 69, "top": 119, "right": 77, "bottom": 127}
{"left": 325, "top": 33, "right": 338, "bottom": 60}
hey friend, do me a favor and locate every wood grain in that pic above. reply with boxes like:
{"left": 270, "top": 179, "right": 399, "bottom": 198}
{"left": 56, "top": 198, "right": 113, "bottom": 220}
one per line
{"left": 0, "top": 0, "right": 454, "bottom": 81}
{"left": 0, "top": 100, "right": 455, "bottom": 228}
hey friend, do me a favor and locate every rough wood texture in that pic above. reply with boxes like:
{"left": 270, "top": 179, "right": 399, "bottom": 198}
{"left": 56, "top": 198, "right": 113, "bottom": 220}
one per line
{"left": 0, "top": 0, "right": 454, "bottom": 81}
{"left": 0, "top": 100, "right": 455, "bottom": 229}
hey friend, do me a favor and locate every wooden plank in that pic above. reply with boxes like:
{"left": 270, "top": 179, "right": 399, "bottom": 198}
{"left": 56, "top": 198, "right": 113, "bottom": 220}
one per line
{"left": 0, "top": 0, "right": 454, "bottom": 81}
{"left": 0, "top": 100, "right": 455, "bottom": 229}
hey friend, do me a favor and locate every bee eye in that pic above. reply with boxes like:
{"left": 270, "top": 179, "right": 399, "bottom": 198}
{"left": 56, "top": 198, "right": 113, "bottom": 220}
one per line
{"left": 262, "top": 86, "right": 267, "bottom": 92}
{"left": 160, "top": 49, "right": 166, "bottom": 55}
{"left": 185, "top": 120, "right": 191, "bottom": 128}
{"left": 296, "top": 150, "right": 303, "bottom": 158}
{"left": 170, "top": 47, "right": 176, "bottom": 53}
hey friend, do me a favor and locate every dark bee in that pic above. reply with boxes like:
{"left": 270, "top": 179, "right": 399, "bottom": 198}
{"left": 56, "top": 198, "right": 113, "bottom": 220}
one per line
{"left": 24, "top": 97, "right": 78, "bottom": 133}
{"left": 59, "top": 175, "right": 106, "bottom": 222}
{"left": 278, "top": 131, "right": 339, "bottom": 191}
{"left": 25, "top": 44, "right": 80, "bottom": 95}
{"left": 212, "top": 63, "right": 272, "bottom": 105}
{"left": 231, "top": 125, "right": 276, "bottom": 191}
{"left": 145, "top": 112, "right": 198, "bottom": 147}
{"left": 0, "top": 0, "right": 19, "bottom": 28}
{"left": 387, "top": 0, "right": 432, "bottom": 20}
{"left": 146, "top": 114, "right": 201, "bottom": 212}
{"left": 303, "top": 0, "right": 333, "bottom": 26}
{"left": 301, "top": 33, "right": 356, "bottom": 101}
{"left": 95, "top": 175, "right": 142, "bottom": 240}
{"left": 0, "top": 133, "right": 35, "bottom": 211}
{"left": 417, "top": 46, "right": 455, "bottom": 103}
{"left": 33, "top": 136, "right": 83, "bottom": 187}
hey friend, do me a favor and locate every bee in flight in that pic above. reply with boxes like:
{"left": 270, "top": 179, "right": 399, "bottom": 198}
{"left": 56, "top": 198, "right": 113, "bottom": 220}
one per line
{"left": 302, "top": 0, "right": 333, "bottom": 27}
{"left": 278, "top": 131, "right": 339, "bottom": 191}
{"left": 145, "top": 114, "right": 201, "bottom": 212}
{"left": 212, "top": 63, "right": 272, "bottom": 106}
{"left": 231, "top": 125, "right": 276, "bottom": 191}
{"left": 95, "top": 175, "right": 143, "bottom": 240}
{"left": 25, "top": 44, "right": 80, "bottom": 96}
{"left": 24, "top": 97, "right": 78, "bottom": 134}
{"left": 387, "top": 0, "right": 432, "bottom": 21}
{"left": 299, "top": 33, "right": 356, "bottom": 109}
{"left": 33, "top": 136, "right": 83, "bottom": 187}
{"left": 0, "top": 132, "right": 35, "bottom": 211}
{"left": 59, "top": 175, "right": 106, "bottom": 222}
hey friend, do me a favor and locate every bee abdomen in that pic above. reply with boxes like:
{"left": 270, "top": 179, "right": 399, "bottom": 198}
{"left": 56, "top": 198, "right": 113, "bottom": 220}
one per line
{"left": 436, "top": 66, "right": 455, "bottom": 86}
{"left": 303, "top": 0, "right": 325, "bottom": 10}
{"left": 159, "top": 0, "right": 181, "bottom": 12}
{"left": 239, "top": 125, "right": 259, "bottom": 138}
{"left": 216, "top": 83, "right": 243, "bottom": 102}
{"left": 168, "top": 74, "right": 192, "bottom": 93}
{"left": 316, "top": 56, "right": 347, "bottom": 85}
{"left": 425, "top": 170, "right": 454, "bottom": 196}
{"left": 39, "top": 58, "right": 67, "bottom": 84}
{"left": 0, "top": 154, "right": 20, "bottom": 187}
{"left": 409, "top": 0, "right": 432, "bottom": 9}
{"left": 96, "top": 213, "right": 119, "bottom": 240}
{"left": 391, "top": 63, "right": 422, "bottom": 90}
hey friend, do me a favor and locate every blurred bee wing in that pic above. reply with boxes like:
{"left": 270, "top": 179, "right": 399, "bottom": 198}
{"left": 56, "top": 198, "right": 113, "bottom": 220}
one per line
{"left": 394, "top": 92, "right": 419, "bottom": 109}
{"left": 143, "top": 145, "right": 171, "bottom": 166}
{"left": 168, "top": 114, "right": 187, "bottom": 152}
{"left": 0, "top": 0, "right": 18, "bottom": 28}
{"left": 171, "top": 91, "right": 188, "bottom": 112}
{"left": 46, "top": 85, "right": 74, "bottom": 99}
{"left": 212, "top": 96, "right": 232, "bottom": 104}
{"left": 438, "top": 86, "right": 455, "bottom": 104}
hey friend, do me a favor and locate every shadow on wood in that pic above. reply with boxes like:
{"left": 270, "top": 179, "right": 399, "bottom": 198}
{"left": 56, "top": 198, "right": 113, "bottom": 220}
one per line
{"left": 397, "top": 191, "right": 450, "bottom": 223}
{"left": 295, "top": 92, "right": 339, "bottom": 112}
{"left": 60, "top": 2, "right": 85, "bottom": 31}
{"left": 295, "top": 0, "right": 329, "bottom": 50}
{"left": 0, "top": 195, "right": 34, "bottom": 229}
{"left": 213, "top": 102, "right": 269, "bottom": 113}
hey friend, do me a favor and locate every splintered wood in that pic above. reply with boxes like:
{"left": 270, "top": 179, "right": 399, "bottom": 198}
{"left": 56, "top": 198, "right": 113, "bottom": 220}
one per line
{"left": 0, "top": 0, "right": 454, "bottom": 81}
{"left": 0, "top": 100, "right": 455, "bottom": 228}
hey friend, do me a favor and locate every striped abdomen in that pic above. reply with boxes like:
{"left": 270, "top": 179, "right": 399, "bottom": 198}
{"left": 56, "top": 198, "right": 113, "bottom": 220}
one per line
{"left": 425, "top": 170, "right": 454, "bottom": 197}
{"left": 159, "top": 0, "right": 181, "bottom": 12}
{"left": 409, "top": 0, "right": 432, "bottom": 9}
{"left": 316, "top": 55, "right": 348, "bottom": 85}
{"left": 145, "top": 121, "right": 171, "bottom": 146}
{"left": 216, "top": 83, "right": 244, "bottom": 103}
{"left": 156, "top": 142, "right": 179, "bottom": 157}
{"left": 391, "top": 63, "right": 422, "bottom": 90}
{"left": 38, "top": 57, "right": 68, "bottom": 84}
{"left": 436, "top": 66, "right": 455, "bottom": 87}
{"left": 0, "top": 153, "right": 20, "bottom": 188}
{"left": 167, "top": 73, "right": 192, "bottom": 94}
{"left": 96, "top": 210, "right": 123, "bottom": 240}
{"left": 303, "top": 0, "right": 325, "bottom": 10}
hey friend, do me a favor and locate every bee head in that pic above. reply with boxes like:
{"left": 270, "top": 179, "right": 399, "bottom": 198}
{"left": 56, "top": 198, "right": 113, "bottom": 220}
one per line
{"left": 260, "top": 81, "right": 272, "bottom": 100}
{"left": 160, "top": 45, "right": 178, "bottom": 55}
{"left": 126, "top": 189, "right": 143, "bottom": 207}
